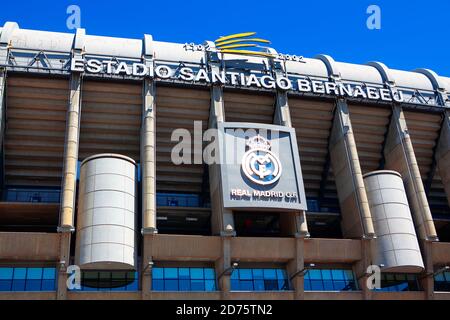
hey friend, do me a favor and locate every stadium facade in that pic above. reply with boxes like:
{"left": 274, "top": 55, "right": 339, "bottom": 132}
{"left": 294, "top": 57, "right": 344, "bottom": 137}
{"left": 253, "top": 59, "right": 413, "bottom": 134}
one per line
{"left": 0, "top": 22, "right": 450, "bottom": 300}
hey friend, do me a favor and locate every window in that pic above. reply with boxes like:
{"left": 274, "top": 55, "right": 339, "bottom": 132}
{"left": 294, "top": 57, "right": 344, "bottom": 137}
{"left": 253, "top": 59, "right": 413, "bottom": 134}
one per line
{"left": 152, "top": 267, "right": 216, "bottom": 291}
{"left": 304, "top": 269, "right": 357, "bottom": 291}
{"left": 0, "top": 267, "right": 56, "bottom": 291}
{"left": 435, "top": 271, "right": 450, "bottom": 291}
{"left": 374, "top": 273, "right": 421, "bottom": 292}
{"left": 4, "top": 188, "right": 60, "bottom": 203}
{"left": 70, "top": 271, "right": 138, "bottom": 291}
{"left": 230, "top": 268, "right": 290, "bottom": 291}
{"left": 156, "top": 193, "right": 204, "bottom": 207}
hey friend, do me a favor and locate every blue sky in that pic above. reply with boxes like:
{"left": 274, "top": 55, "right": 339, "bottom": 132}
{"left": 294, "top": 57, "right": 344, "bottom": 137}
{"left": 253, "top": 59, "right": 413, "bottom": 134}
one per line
{"left": 1, "top": 0, "right": 449, "bottom": 77}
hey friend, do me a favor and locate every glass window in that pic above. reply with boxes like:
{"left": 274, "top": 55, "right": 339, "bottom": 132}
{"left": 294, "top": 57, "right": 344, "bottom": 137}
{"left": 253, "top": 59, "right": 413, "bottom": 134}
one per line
{"left": 0, "top": 267, "right": 56, "bottom": 292}
{"left": 230, "top": 268, "right": 290, "bottom": 291}
{"left": 304, "top": 268, "right": 358, "bottom": 291}
{"left": 374, "top": 273, "right": 421, "bottom": 292}
{"left": 151, "top": 267, "right": 216, "bottom": 292}
{"left": 434, "top": 271, "right": 450, "bottom": 292}
{"left": 70, "top": 271, "right": 138, "bottom": 291}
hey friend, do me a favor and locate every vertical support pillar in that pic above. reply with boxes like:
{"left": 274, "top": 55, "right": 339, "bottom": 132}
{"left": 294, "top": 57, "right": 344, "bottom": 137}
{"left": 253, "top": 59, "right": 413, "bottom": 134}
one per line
{"left": 355, "top": 239, "right": 374, "bottom": 300}
{"left": 206, "top": 45, "right": 235, "bottom": 236}
{"left": 329, "top": 99, "right": 375, "bottom": 238}
{"left": 56, "top": 233, "right": 71, "bottom": 300}
{"left": 140, "top": 34, "right": 157, "bottom": 299}
{"left": 57, "top": 28, "right": 85, "bottom": 299}
{"left": 287, "top": 238, "right": 305, "bottom": 300}
{"left": 141, "top": 235, "right": 154, "bottom": 300}
{"left": 435, "top": 110, "right": 450, "bottom": 208}
{"left": 141, "top": 78, "right": 157, "bottom": 234}
{"left": 59, "top": 72, "right": 82, "bottom": 231}
{"left": 384, "top": 106, "right": 438, "bottom": 241}
{"left": 216, "top": 236, "right": 232, "bottom": 299}
{"left": 0, "top": 22, "right": 18, "bottom": 195}
{"left": 272, "top": 56, "right": 308, "bottom": 237}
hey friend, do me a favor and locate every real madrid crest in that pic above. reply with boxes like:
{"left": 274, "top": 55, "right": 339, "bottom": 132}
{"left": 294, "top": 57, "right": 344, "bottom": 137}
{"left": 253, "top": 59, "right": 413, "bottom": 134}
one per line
{"left": 241, "top": 134, "right": 282, "bottom": 186}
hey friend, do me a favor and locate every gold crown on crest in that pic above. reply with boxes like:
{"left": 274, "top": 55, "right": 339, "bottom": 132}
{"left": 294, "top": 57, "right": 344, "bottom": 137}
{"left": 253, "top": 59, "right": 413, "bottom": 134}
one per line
{"left": 246, "top": 134, "right": 271, "bottom": 151}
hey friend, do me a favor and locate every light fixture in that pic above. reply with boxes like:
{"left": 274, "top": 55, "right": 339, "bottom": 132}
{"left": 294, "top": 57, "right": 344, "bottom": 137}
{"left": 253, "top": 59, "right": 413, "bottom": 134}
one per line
{"left": 218, "top": 262, "right": 239, "bottom": 280}
{"left": 289, "top": 263, "right": 315, "bottom": 281}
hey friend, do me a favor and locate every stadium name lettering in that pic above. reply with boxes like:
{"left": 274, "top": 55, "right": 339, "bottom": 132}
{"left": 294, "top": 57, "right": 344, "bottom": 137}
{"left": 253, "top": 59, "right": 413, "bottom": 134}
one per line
{"left": 71, "top": 58, "right": 404, "bottom": 102}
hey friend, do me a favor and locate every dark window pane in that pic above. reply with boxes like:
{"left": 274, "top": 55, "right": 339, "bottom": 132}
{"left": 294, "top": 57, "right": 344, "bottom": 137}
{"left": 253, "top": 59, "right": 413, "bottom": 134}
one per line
{"left": 0, "top": 280, "right": 12, "bottom": 291}
{"left": 308, "top": 270, "right": 322, "bottom": 280}
{"left": 190, "top": 268, "right": 203, "bottom": 280}
{"left": 331, "top": 269, "right": 344, "bottom": 280}
{"left": 205, "top": 280, "right": 216, "bottom": 291}
{"left": 239, "top": 280, "right": 253, "bottom": 291}
{"left": 323, "top": 280, "right": 334, "bottom": 291}
{"left": 165, "top": 279, "right": 178, "bottom": 291}
{"left": 25, "top": 279, "right": 42, "bottom": 291}
{"left": 41, "top": 280, "right": 56, "bottom": 291}
{"left": 254, "top": 279, "right": 265, "bottom": 291}
{"left": 12, "top": 280, "right": 26, "bottom": 291}
{"left": 263, "top": 269, "right": 277, "bottom": 280}
{"left": 310, "top": 280, "right": 323, "bottom": 291}
{"left": 178, "top": 268, "right": 190, "bottom": 279}
{"left": 0, "top": 268, "right": 14, "bottom": 280}
{"left": 152, "top": 279, "right": 164, "bottom": 291}
{"left": 164, "top": 268, "right": 178, "bottom": 279}
{"left": 179, "top": 280, "right": 190, "bottom": 291}
{"left": 321, "top": 269, "right": 332, "bottom": 280}
{"left": 27, "top": 268, "right": 42, "bottom": 280}
{"left": 13, "top": 268, "right": 27, "bottom": 280}
{"left": 239, "top": 269, "right": 252, "bottom": 280}
{"left": 43, "top": 268, "right": 56, "bottom": 280}
{"left": 264, "top": 279, "right": 278, "bottom": 290}
{"left": 252, "top": 269, "right": 263, "bottom": 279}
{"left": 152, "top": 268, "right": 164, "bottom": 279}
{"left": 204, "top": 268, "right": 215, "bottom": 280}
{"left": 231, "top": 279, "right": 240, "bottom": 290}
{"left": 191, "top": 280, "right": 205, "bottom": 291}
{"left": 304, "top": 280, "right": 312, "bottom": 291}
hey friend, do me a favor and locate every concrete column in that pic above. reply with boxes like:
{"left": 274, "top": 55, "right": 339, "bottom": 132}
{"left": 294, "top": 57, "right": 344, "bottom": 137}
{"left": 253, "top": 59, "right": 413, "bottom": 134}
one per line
{"left": 141, "top": 235, "right": 154, "bottom": 300}
{"left": 273, "top": 91, "right": 309, "bottom": 237}
{"left": 436, "top": 110, "right": 450, "bottom": 208}
{"left": 287, "top": 238, "right": 305, "bottom": 300}
{"left": 141, "top": 78, "right": 157, "bottom": 234}
{"left": 384, "top": 106, "right": 438, "bottom": 241}
{"left": 208, "top": 74, "right": 235, "bottom": 236}
{"left": 329, "top": 99, "right": 375, "bottom": 238}
{"left": 58, "top": 73, "right": 82, "bottom": 231}
{"left": 56, "top": 232, "right": 71, "bottom": 300}
{"left": 420, "top": 240, "right": 435, "bottom": 300}
{"left": 216, "top": 237, "right": 232, "bottom": 299}
{"left": 355, "top": 239, "right": 374, "bottom": 300}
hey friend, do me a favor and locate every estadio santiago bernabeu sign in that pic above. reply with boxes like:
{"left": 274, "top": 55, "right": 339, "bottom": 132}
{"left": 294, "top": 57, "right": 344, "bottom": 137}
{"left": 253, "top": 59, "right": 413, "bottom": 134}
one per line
{"left": 71, "top": 58, "right": 405, "bottom": 103}
{"left": 217, "top": 122, "right": 307, "bottom": 211}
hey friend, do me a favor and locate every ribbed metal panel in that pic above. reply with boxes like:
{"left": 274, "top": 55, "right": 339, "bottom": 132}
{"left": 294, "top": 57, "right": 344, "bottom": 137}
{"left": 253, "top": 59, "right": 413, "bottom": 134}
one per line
{"left": 155, "top": 86, "right": 210, "bottom": 193}
{"left": 290, "top": 98, "right": 335, "bottom": 201}
{"left": 78, "top": 81, "right": 142, "bottom": 162}
{"left": 4, "top": 75, "right": 68, "bottom": 186}
{"left": 224, "top": 91, "right": 275, "bottom": 124}
{"left": 348, "top": 104, "right": 391, "bottom": 174}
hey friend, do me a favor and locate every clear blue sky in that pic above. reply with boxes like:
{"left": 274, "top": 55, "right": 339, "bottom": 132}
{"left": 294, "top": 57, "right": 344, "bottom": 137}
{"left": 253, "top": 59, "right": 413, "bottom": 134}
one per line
{"left": 1, "top": 0, "right": 449, "bottom": 77}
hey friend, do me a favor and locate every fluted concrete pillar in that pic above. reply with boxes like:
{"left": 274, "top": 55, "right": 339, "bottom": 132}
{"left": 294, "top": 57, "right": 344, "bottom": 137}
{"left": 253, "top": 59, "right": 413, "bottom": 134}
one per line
{"left": 141, "top": 78, "right": 157, "bottom": 234}
{"left": 273, "top": 91, "right": 309, "bottom": 237}
{"left": 58, "top": 73, "right": 82, "bottom": 231}
{"left": 329, "top": 99, "right": 375, "bottom": 238}
{"left": 216, "top": 237, "right": 232, "bottom": 300}
{"left": 209, "top": 83, "right": 235, "bottom": 236}
{"left": 384, "top": 106, "right": 438, "bottom": 241}
{"left": 287, "top": 238, "right": 305, "bottom": 300}
{"left": 436, "top": 110, "right": 450, "bottom": 208}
